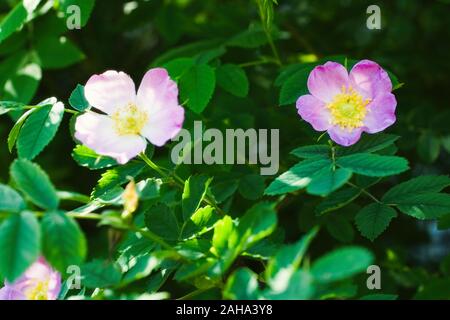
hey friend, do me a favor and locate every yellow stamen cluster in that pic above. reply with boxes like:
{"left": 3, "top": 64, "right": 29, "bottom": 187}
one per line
{"left": 26, "top": 281, "right": 49, "bottom": 300}
{"left": 112, "top": 104, "right": 148, "bottom": 136}
{"left": 327, "top": 86, "right": 371, "bottom": 131}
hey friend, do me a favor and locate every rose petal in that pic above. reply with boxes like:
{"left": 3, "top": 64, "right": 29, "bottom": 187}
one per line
{"left": 349, "top": 59, "right": 392, "bottom": 100}
{"left": 328, "top": 126, "right": 363, "bottom": 146}
{"left": 296, "top": 94, "right": 331, "bottom": 131}
{"left": 75, "top": 112, "right": 146, "bottom": 164}
{"left": 307, "top": 62, "right": 349, "bottom": 103}
{"left": 136, "top": 68, "right": 179, "bottom": 113}
{"left": 363, "top": 93, "right": 397, "bottom": 133}
{"left": 0, "top": 285, "right": 26, "bottom": 300}
{"left": 85, "top": 70, "right": 136, "bottom": 114}
{"left": 141, "top": 105, "right": 185, "bottom": 147}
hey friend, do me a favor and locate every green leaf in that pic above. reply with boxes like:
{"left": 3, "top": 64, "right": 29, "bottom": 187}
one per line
{"left": 223, "top": 268, "right": 260, "bottom": 300}
{"left": 210, "top": 179, "right": 239, "bottom": 203}
{"left": 72, "top": 145, "right": 118, "bottom": 170}
{"left": 394, "top": 193, "right": 450, "bottom": 219}
{"left": 181, "top": 206, "right": 219, "bottom": 239}
{"left": 238, "top": 174, "right": 265, "bottom": 200}
{"left": 69, "top": 85, "right": 89, "bottom": 111}
{"left": 265, "top": 158, "right": 332, "bottom": 195}
{"left": 265, "top": 228, "right": 318, "bottom": 290}
{"left": 144, "top": 203, "right": 180, "bottom": 241}
{"left": 263, "top": 270, "right": 315, "bottom": 300}
{"left": 212, "top": 216, "right": 235, "bottom": 256}
{"left": 10, "top": 159, "right": 59, "bottom": 210}
{"left": 136, "top": 178, "right": 161, "bottom": 200}
{"left": 80, "top": 260, "right": 122, "bottom": 289}
{"left": 179, "top": 64, "right": 215, "bottom": 113}
{"left": 92, "top": 162, "right": 145, "bottom": 199}
{"left": 355, "top": 203, "right": 398, "bottom": 241}
{"left": 7, "top": 108, "right": 36, "bottom": 152}
{"left": 59, "top": 0, "right": 96, "bottom": 28}
{"left": 279, "top": 65, "right": 314, "bottom": 106}
{"left": 121, "top": 254, "right": 160, "bottom": 286}
{"left": 316, "top": 187, "right": 361, "bottom": 216}
{"left": 0, "top": 211, "right": 40, "bottom": 282}
{"left": 311, "top": 246, "right": 374, "bottom": 283}
{"left": 17, "top": 102, "right": 64, "bottom": 160}
{"left": 325, "top": 216, "right": 354, "bottom": 243}
{"left": 2, "top": 52, "right": 42, "bottom": 104}
{"left": 182, "top": 175, "right": 213, "bottom": 221}
{"left": 382, "top": 175, "right": 450, "bottom": 203}
{"left": 227, "top": 25, "right": 272, "bottom": 48}
{"left": 237, "top": 202, "right": 277, "bottom": 249}
{"left": 0, "top": 101, "right": 25, "bottom": 115}
{"left": 35, "top": 36, "right": 85, "bottom": 69}
{"left": 337, "top": 153, "right": 409, "bottom": 177}
{"left": 418, "top": 132, "right": 440, "bottom": 163}
{"left": 306, "top": 167, "right": 352, "bottom": 196}
{"left": 216, "top": 64, "right": 249, "bottom": 97}
{"left": 41, "top": 211, "right": 87, "bottom": 272}
{"left": 0, "top": 184, "right": 26, "bottom": 213}
{"left": 337, "top": 134, "right": 400, "bottom": 156}
{"left": 162, "top": 58, "right": 194, "bottom": 80}
{"left": 290, "top": 145, "right": 330, "bottom": 159}
{"left": 0, "top": 0, "right": 41, "bottom": 43}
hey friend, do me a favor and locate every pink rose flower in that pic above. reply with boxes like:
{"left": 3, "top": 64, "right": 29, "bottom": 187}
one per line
{"left": 75, "top": 68, "right": 185, "bottom": 164}
{"left": 296, "top": 60, "right": 397, "bottom": 146}
{"left": 0, "top": 257, "right": 61, "bottom": 300}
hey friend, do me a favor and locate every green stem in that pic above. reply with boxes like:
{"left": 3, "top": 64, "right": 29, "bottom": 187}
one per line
{"left": 256, "top": 1, "right": 282, "bottom": 66}
{"left": 346, "top": 182, "right": 381, "bottom": 204}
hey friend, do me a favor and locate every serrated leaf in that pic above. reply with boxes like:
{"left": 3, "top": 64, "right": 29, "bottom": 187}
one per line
{"left": 0, "top": 211, "right": 40, "bottom": 282}
{"left": 265, "top": 228, "right": 318, "bottom": 291}
{"left": 238, "top": 174, "right": 265, "bottom": 200}
{"left": 179, "top": 64, "right": 215, "bottom": 113}
{"left": 69, "top": 85, "right": 89, "bottom": 111}
{"left": 80, "top": 260, "right": 122, "bottom": 289}
{"left": 227, "top": 25, "right": 269, "bottom": 48}
{"left": 316, "top": 188, "right": 361, "bottom": 216}
{"left": 17, "top": 102, "right": 64, "bottom": 160}
{"left": 181, "top": 206, "right": 219, "bottom": 240}
{"left": 394, "top": 193, "right": 450, "bottom": 219}
{"left": 92, "top": 162, "right": 145, "bottom": 199}
{"left": 72, "top": 145, "right": 118, "bottom": 170}
{"left": 355, "top": 203, "right": 397, "bottom": 241}
{"left": 216, "top": 64, "right": 249, "bottom": 97}
{"left": 10, "top": 159, "right": 59, "bottom": 210}
{"left": 306, "top": 167, "right": 352, "bottom": 196}
{"left": 0, "top": 184, "right": 26, "bottom": 213}
{"left": 290, "top": 145, "right": 330, "bottom": 159}
{"left": 144, "top": 203, "right": 180, "bottom": 241}
{"left": 41, "top": 211, "right": 87, "bottom": 272}
{"left": 382, "top": 175, "right": 450, "bottom": 203}
{"left": 182, "top": 175, "right": 213, "bottom": 221}
{"left": 337, "top": 134, "right": 400, "bottom": 156}
{"left": 162, "top": 57, "right": 194, "bottom": 80}
{"left": 7, "top": 108, "right": 36, "bottom": 152}
{"left": 0, "top": 101, "right": 25, "bottom": 115}
{"left": 265, "top": 158, "right": 332, "bottom": 195}
{"left": 311, "top": 246, "right": 374, "bottom": 283}
{"left": 325, "top": 216, "right": 354, "bottom": 243}
{"left": 337, "top": 153, "right": 409, "bottom": 177}
{"left": 279, "top": 65, "right": 314, "bottom": 106}
{"left": 223, "top": 268, "right": 260, "bottom": 300}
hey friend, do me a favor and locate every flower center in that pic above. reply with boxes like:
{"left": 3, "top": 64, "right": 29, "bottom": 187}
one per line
{"left": 327, "top": 86, "right": 371, "bottom": 131}
{"left": 112, "top": 104, "right": 148, "bottom": 136}
{"left": 26, "top": 280, "right": 49, "bottom": 300}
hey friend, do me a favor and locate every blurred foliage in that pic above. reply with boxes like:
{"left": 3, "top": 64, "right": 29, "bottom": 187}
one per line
{"left": 1, "top": 0, "right": 450, "bottom": 300}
